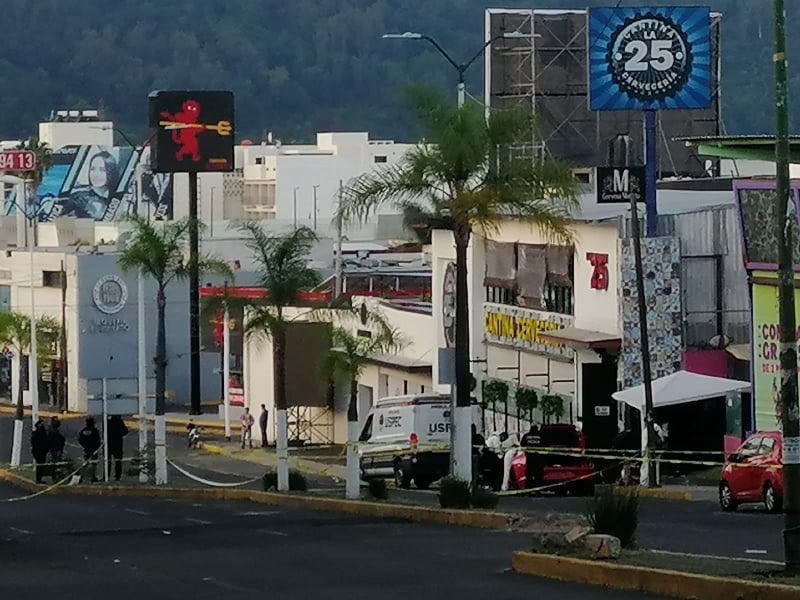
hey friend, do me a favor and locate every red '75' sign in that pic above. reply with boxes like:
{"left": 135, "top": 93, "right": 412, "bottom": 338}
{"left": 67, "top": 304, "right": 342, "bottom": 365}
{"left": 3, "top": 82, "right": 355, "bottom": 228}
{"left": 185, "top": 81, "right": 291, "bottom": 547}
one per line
{"left": 586, "top": 252, "right": 609, "bottom": 290}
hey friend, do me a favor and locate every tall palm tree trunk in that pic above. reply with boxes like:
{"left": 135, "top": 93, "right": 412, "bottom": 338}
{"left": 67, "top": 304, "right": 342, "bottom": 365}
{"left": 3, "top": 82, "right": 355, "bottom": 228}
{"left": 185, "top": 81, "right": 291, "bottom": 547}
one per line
{"left": 273, "top": 328, "right": 289, "bottom": 491}
{"left": 346, "top": 377, "right": 360, "bottom": 499}
{"left": 154, "top": 287, "right": 168, "bottom": 484}
{"left": 453, "top": 229, "right": 473, "bottom": 482}
{"left": 10, "top": 353, "right": 25, "bottom": 467}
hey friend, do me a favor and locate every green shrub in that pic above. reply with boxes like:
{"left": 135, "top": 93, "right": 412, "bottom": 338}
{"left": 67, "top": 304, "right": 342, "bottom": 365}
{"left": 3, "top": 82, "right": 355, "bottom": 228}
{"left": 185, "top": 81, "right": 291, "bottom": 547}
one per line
{"left": 438, "top": 476, "right": 471, "bottom": 509}
{"left": 587, "top": 486, "right": 639, "bottom": 548}
{"left": 470, "top": 486, "right": 499, "bottom": 509}
{"left": 367, "top": 478, "right": 388, "bottom": 500}
{"left": 262, "top": 469, "right": 308, "bottom": 492}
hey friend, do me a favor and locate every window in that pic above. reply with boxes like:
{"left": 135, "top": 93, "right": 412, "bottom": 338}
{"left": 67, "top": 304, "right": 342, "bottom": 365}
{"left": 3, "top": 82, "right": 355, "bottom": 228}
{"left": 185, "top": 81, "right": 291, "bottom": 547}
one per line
{"left": 359, "top": 414, "right": 374, "bottom": 442}
{"left": 42, "top": 270, "right": 64, "bottom": 288}
{"left": 374, "top": 155, "right": 387, "bottom": 163}
{"left": 403, "top": 380, "right": 408, "bottom": 394}
{"left": 544, "top": 283, "right": 573, "bottom": 315}
{"left": 485, "top": 286, "right": 517, "bottom": 305}
{"left": 738, "top": 437, "right": 763, "bottom": 460}
{"left": 760, "top": 437, "right": 777, "bottom": 455}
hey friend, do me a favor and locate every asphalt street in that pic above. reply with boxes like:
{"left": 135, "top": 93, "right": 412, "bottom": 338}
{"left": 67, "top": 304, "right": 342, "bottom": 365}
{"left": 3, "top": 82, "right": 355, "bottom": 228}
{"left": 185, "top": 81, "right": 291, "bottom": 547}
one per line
{"left": 0, "top": 414, "right": 788, "bottom": 563}
{"left": 0, "top": 479, "right": 675, "bottom": 600}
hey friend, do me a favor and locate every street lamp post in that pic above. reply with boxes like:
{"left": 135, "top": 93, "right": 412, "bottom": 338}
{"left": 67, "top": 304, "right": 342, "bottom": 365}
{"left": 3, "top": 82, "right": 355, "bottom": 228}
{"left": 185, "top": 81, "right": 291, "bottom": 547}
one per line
{"left": 2, "top": 175, "right": 32, "bottom": 468}
{"left": 293, "top": 186, "right": 300, "bottom": 229}
{"left": 95, "top": 125, "right": 155, "bottom": 482}
{"left": 383, "top": 29, "right": 533, "bottom": 482}
{"left": 382, "top": 31, "right": 533, "bottom": 108}
{"left": 312, "top": 184, "right": 320, "bottom": 232}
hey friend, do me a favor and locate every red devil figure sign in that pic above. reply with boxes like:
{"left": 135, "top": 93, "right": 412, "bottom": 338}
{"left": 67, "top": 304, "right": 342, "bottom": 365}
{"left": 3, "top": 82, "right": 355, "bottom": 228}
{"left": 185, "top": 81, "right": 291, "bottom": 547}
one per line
{"left": 159, "top": 101, "right": 232, "bottom": 163}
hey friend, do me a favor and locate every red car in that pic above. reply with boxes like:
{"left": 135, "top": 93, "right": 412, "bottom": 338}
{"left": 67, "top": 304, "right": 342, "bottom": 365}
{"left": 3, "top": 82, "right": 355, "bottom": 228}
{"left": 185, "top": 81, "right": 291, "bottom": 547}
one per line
{"left": 508, "top": 424, "right": 596, "bottom": 495}
{"left": 719, "top": 432, "right": 783, "bottom": 513}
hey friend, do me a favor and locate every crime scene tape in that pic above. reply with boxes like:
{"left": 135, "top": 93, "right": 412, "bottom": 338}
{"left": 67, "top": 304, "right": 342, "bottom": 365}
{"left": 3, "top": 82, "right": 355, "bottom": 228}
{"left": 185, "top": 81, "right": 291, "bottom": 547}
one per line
{"left": 494, "top": 461, "right": 625, "bottom": 497}
{"left": 2, "top": 448, "right": 103, "bottom": 503}
{"left": 167, "top": 457, "right": 262, "bottom": 488}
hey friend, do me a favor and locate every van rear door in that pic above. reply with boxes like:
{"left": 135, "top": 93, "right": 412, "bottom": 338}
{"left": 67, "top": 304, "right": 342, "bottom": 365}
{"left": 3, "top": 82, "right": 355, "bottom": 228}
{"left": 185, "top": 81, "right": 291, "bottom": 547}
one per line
{"left": 416, "top": 402, "right": 451, "bottom": 449}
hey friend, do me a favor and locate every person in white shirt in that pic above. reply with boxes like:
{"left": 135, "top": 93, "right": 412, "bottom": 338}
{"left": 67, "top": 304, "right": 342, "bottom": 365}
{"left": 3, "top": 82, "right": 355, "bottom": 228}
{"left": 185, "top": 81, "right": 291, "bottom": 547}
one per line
{"left": 501, "top": 432, "right": 521, "bottom": 491}
{"left": 240, "top": 407, "right": 255, "bottom": 449}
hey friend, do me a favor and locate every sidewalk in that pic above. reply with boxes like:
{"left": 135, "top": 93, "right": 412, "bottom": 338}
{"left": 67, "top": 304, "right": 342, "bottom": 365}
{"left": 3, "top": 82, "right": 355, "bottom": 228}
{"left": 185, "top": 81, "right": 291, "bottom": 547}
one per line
{"left": 197, "top": 438, "right": 348, "bottom": 480}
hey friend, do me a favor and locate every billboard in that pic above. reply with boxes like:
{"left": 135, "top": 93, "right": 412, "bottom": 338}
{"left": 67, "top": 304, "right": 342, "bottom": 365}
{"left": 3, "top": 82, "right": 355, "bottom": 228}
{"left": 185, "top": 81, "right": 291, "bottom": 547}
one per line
{"left": 4, "top": 145, "right": 173, "bottom": 221}
{"left": 751, "top": 280, "right": 799, "bottom": 433}
{"left": 588, "top": 6, "right": 712, "bottom": 111}
{"left": 148, "top": 90, "right": 234, "bottom": 173}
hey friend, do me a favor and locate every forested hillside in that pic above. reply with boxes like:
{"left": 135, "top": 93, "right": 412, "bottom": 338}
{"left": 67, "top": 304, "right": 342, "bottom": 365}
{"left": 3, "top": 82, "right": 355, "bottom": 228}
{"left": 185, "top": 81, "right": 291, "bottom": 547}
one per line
{"left": 0, "top": 0, "right": 793, "bottom": 142}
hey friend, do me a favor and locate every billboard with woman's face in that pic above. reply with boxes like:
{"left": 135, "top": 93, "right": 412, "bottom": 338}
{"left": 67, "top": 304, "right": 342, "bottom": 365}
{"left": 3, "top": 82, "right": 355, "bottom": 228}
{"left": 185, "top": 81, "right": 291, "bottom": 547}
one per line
{"left": 4, "top": 145, "right": 174, "bottom": 221}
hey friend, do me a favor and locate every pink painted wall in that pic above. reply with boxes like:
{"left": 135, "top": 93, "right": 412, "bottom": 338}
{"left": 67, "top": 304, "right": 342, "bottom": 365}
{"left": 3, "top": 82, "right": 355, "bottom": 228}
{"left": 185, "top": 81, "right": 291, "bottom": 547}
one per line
{"left": 683, "top": 350, "right": 730, "bottom": 378}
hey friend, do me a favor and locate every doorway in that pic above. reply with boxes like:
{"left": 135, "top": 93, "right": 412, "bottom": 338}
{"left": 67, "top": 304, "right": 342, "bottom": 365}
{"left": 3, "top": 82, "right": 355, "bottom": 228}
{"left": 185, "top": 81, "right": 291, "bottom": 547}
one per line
{"left": 581, "top": 358, "right": 618, "bottom": 449}
{"left": 358, "top": 384, "right": 373, "bottom": 425}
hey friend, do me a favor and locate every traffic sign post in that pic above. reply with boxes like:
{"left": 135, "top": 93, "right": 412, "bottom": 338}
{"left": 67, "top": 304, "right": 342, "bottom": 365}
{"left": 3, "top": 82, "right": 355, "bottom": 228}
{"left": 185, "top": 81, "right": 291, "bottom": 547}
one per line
{"left": 0, "top": 151, "right": 36, "bottom": 172}
{"left": 588, "top": 6, "right": 712, "bottom": 489}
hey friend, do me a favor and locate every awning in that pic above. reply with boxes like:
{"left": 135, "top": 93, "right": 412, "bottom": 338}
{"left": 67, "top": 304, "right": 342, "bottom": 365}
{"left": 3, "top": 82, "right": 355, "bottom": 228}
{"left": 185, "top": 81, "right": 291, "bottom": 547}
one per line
{"left": 366, "top": 353, "right": 432, "bottom": 374}
{"left": 538, "top": 327, "right": 621, "bottom": 350}
{"left": 726, "top": 344, "right": 750, "bottom": 362}
{"left": 612, "top": 370, "right": 750, "bottom": 410}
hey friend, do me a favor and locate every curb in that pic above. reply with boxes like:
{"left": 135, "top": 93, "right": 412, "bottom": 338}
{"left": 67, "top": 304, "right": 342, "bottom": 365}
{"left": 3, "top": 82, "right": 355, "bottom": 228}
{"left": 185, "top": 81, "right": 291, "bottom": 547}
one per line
{"left": 198, "top": 442, "right": 225, "bottom": 455}
{"left": 511, "top": 552, "right": 798, "bottom": 600}
{"left": 0, "top": 468, "right": 512, "bottom": 530}
{"left": 0, "top": 406, "right": 85, "bottom": 421}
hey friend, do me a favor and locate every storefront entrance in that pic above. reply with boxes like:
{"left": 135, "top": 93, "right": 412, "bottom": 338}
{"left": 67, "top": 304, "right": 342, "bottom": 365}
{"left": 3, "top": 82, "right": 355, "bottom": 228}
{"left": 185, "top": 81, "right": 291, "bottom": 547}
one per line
{"left": 580, "top": 357, "right": 618, "bottom": 449}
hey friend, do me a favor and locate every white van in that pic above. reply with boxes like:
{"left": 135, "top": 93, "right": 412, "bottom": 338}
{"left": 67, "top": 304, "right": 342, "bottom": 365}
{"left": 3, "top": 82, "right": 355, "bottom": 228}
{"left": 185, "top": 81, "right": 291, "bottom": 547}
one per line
{"left": 358, "top": 394, "right": 478, "bottom": 489}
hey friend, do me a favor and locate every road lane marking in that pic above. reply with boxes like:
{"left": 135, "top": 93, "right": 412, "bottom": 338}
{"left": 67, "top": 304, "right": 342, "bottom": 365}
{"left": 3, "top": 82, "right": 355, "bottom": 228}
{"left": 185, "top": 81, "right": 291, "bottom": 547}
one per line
{"left": 201, "top": 577, "right": 259, "bottom": 593}
{"left": 124, "top": 508, "right": 149, "bottom": 516}
{"left": 9, "top": 526, "right": 32, "bottom": 535}
{"left": 237, "top": 511, "right": 281, "bottom": 516}
{"left": 650, "top": 549, "right": 782, "bottom": 566}
{"left": 185, "top": 518, "right": 212, "bottom": 525}
{"left": 254, "top": 528, "right": 288, "bottom": 537}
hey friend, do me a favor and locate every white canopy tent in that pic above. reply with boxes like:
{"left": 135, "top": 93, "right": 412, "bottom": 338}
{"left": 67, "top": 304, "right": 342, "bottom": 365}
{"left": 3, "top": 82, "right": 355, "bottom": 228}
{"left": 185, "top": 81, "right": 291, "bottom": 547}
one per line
{"left": 612, "top": 370, "right": 750, "bottom": 409}
{"left": 612, "top": 370, "right": 750, "bottom": 487}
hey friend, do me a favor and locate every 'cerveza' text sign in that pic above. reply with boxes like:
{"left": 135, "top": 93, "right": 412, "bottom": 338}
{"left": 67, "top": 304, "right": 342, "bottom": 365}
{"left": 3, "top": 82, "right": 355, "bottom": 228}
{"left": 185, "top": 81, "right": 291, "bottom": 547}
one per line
{"left": 483, "top": 303, "right": 574, "bottom": 361}
{"left": 589, "top": 6, "right": 711, "bottom": 111}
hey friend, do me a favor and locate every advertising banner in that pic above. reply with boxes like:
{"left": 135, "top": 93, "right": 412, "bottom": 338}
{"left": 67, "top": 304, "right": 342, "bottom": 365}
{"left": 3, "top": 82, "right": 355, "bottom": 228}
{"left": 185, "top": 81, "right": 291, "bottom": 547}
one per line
{"left": 148, "top": 90, "right": 235, "bottom": 173}
{"left": 751, "top": 281, "right": 800, "bottom": 433}
{"left": 4, "top": 145, "right": 174, "bottom": 221}
{"left": 482, "top": 302, "right": 574, "bottom": 361}
{"left": 588, "top": 6, "right": 712, "bottom": 111}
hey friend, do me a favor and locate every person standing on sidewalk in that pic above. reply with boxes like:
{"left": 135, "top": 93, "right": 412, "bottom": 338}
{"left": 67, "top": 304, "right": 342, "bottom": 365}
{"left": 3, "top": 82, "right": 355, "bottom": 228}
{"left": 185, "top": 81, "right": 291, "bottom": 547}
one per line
{"left": 31, "top": 419, "right": 49, "bottom": 484}
{"left": 240, "top": 407, "right": 255, "bottom": 449}
{"left": 47, "top": 416, "right": 66, "bottom": 481}
{"left": 106, "top": 415, "right": 129, "bottom": 481}
{"left": 259, "top": 404, "right": 269, "bottom": 447}
{"left": 78, "top": 417, "right": 102, "bottom": 482}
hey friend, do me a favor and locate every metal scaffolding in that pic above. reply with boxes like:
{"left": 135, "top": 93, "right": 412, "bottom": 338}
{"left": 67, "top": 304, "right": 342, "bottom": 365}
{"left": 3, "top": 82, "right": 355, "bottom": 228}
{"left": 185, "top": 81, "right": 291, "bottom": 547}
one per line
{"left": 485, "top": 8, "right": 722, "bottom": 178}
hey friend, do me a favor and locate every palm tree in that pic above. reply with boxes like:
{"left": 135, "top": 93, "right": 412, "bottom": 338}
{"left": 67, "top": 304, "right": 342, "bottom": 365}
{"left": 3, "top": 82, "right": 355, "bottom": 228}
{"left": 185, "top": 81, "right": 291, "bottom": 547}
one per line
{"left": 240, "top": 223, "right": 320, "bottom": 492}
{"left": 337, "top": 89, "right": 579, "bottom": 482}
{"left": 326, "top": 309, "right": 403, "bottom": 499}
{"left": 118, "top": 216, "right": 231, "bottom": 484}
{"left": 0, "top": 311, "right": 60, "bottom": 467}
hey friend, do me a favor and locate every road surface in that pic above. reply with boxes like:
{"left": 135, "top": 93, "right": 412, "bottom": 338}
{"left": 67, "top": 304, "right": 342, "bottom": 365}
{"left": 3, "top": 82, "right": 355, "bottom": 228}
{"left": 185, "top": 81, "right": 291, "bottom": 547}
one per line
{"left": 0, "top": 479, "right": 672, "bottom": 600}
{"left": 0, "top": 414, "right": 786, "bottom": 563}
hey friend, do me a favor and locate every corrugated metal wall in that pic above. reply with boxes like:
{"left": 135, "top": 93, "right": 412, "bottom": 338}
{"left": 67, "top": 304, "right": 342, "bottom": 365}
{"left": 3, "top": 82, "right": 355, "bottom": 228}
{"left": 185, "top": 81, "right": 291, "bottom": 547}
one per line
{"left": 656, "top": 206, "right": 750, "bottom": 347}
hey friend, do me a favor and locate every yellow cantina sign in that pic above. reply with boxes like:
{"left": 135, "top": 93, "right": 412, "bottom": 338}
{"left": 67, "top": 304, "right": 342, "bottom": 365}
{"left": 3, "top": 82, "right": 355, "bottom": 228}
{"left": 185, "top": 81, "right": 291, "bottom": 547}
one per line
{"left": 483, "top": 304, "right": 573, "bottom": 360}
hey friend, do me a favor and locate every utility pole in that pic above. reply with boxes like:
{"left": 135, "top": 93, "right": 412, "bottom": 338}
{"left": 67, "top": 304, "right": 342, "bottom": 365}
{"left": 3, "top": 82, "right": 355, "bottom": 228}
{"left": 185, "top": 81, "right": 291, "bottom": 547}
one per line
{"left": 774, "top": 0, "right": 800, "bottom": 574}
{"left": 312, "top": 184, "right": 319, "bottom": 232}
{"left": 59, "top": 260, "right": 67, "bottom": 412}
{"left": 188, "top": 172, "right": 201, "bottom": 415}
{"left": 334, "top": 180, "right": 344, "bottom": 299}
